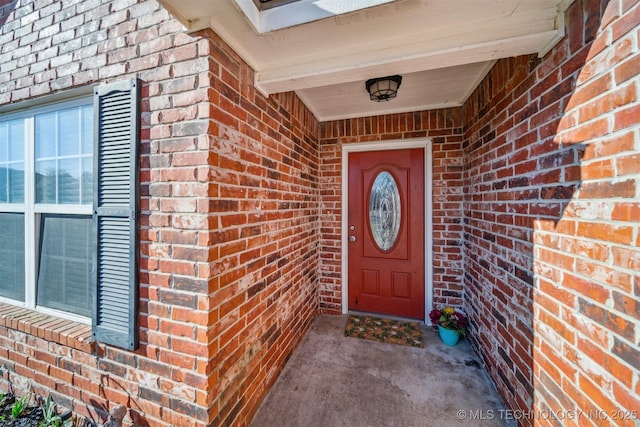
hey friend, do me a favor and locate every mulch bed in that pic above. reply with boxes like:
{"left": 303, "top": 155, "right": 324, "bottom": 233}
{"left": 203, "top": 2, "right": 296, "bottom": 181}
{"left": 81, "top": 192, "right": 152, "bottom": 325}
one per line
{"left": 344, "top": 314, "right": 424, "bottom": 348}
{"left": 0, "top": 393, "right": 75, "bottom": 427}
{"left": 0, "top": 394, "right": 44, "bottom": 427}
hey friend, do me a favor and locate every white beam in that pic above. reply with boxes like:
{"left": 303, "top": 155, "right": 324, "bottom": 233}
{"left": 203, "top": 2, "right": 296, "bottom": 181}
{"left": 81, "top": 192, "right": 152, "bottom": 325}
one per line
{"left": 256, "top": 30, "right": 559, "bottom": 95}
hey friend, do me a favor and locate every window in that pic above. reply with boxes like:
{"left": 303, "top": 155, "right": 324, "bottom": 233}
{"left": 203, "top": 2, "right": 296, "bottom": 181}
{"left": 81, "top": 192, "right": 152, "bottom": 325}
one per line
{"left": 0, "top": 118, "right": 25, "bottom": 302}
{"left": 0, "top": 79, "right": 140, "bottom": 350}
{"left": 0, "top": 99, "right": 94, "bottom": 321}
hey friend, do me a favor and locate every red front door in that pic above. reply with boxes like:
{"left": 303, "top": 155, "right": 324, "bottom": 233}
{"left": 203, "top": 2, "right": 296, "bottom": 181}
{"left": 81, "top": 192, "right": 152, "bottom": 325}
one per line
{"left": 348, "top": 148, "right": 425, "bottom": 319}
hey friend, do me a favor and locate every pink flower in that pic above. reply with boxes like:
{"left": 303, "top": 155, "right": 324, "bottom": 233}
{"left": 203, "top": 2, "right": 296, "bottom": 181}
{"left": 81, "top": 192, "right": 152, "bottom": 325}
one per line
{"left": 429, "top": 306, "right": 467, "bottom": 336}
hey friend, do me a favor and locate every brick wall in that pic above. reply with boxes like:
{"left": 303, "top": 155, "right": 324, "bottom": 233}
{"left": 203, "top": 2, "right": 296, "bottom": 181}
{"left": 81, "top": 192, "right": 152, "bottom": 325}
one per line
{"left": 318, "top": 110, "right": 465, "bottom": 314}
{"left": 1, "top": 0, "right": 638, "bottom": 425}
{"left": 0, "top": 0, "right": 319, "bottom": 426}
{"left": 201, "top": 29, "right": 320, "bottom": 426}
{"left": 463, "top": 0, "right": 639, "bottom": 424}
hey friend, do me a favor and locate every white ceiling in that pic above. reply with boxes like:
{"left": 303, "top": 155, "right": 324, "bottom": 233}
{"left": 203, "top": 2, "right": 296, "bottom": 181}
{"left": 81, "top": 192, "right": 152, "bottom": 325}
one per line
{"left": 157, "top": 0, "right": 574, "bottom": 121}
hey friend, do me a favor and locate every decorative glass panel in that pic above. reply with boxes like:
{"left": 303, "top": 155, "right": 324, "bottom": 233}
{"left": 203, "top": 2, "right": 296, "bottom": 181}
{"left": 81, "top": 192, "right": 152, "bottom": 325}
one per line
{"left": 37, "top": 214, "right": 94, "bottom": 317}
{"left": 369, "top": 171, "right": 401, "bottom": 251}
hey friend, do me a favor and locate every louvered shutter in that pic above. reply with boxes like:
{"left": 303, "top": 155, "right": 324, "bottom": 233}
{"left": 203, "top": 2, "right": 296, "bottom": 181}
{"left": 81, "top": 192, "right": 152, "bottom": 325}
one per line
{"left": 92, "top": 79, "right": 140, "bottom": 350}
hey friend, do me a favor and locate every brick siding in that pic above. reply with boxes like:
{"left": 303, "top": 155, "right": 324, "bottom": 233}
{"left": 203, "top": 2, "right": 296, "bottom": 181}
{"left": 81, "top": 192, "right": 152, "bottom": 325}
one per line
{"left": 0, "top": 0, "right": 638, "bottom": 425}
{"left": 0, "top": 0, "right": 319, "bottom": 425}
{"left": 463, "top": 0, "right": 640, "bottom": 424}
{"left": 318, "top": 110, "right": 466, "bottom": 314}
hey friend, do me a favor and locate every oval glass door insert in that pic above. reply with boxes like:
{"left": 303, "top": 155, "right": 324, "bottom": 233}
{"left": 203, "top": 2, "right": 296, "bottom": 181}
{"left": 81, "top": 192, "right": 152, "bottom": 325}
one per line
{"left": 369, "top": 171, "right": 401, "bottom": 251}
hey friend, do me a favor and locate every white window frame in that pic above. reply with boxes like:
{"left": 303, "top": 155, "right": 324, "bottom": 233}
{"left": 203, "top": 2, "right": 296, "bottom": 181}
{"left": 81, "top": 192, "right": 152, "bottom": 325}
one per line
{"left": 0, "top": 96, "right": 93, "bottom": 325}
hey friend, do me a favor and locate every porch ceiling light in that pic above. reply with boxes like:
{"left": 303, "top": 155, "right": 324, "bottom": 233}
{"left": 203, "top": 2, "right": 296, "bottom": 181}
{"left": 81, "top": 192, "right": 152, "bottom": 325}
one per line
{"left": 365, "top": 75, "right": 402, "bottom": 102}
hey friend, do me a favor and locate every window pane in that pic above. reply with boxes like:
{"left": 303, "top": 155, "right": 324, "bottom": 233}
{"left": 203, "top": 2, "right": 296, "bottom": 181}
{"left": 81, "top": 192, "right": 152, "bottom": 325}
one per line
{"left": 81, "top": 105, "right": 93, "bottom": 155}
{"left": 0, "top": 170, "right": 5, "bottom": 203}
{"left": 36, "top": 159, "right": 56, "bottom": 203}
{"left": 37, "top": 214, "right": 93, "bottom": 317}
{"left": 36, "top": 105, "right": 92, "bottom": 205}
{"left": 58, "top": 108, "right": 79, "bottom": 157}
{"left": 9, "top": 121, "right": 24, "bottom": 162}
{"left": 58, "top": 158, "right": 80, "bottom": 204}
{"left": 35, "top": 112, "right": 56, "bottom": 158}
{"left": 0, "top": 119, "right": 25, "bottom": 203}
{"left": 0, "top": 122, "right": 7, "bottom": 163}
{"left": 81, "top": 156, "right": 93, "bottom": 204}
{"left": 8, "top": 166, "right": 25, "bottom": 203}
{"left": 0, "top": 213, "right": 25, "bottom": 301}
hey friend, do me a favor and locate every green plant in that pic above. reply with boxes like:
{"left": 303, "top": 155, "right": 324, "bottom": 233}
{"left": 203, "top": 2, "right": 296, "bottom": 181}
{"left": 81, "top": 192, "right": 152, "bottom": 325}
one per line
{"left": 39, "top": 394, "right": 63, "bottom": 427}
{"left": 11, "top": 393, "right": 30, "bottom": 419}
{"left": 429, "top": 306, "right": 468, "bottom": 336}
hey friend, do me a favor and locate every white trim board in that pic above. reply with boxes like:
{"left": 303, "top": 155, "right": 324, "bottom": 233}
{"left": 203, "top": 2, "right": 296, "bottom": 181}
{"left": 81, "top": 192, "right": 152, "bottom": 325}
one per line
{"left": 340, "top": 138, "right": 433, "bottom": 324}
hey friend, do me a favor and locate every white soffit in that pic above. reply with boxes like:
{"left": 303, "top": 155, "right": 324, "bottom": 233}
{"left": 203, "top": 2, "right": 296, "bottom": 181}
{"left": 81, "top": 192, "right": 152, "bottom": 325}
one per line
{"left": 235, "top": 0, "right": 397, "bottom": 33}
{"left": 297, "top": 61, "right": 496, "bottom": 121}
{"left": 157, "top": 0, "right": 574, "bottom": 121}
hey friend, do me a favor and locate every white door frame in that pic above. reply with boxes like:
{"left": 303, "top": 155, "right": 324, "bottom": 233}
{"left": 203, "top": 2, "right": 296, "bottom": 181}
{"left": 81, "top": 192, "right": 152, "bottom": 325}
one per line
{"left": 341, "top": 138, "right": 433, "bottom": 324}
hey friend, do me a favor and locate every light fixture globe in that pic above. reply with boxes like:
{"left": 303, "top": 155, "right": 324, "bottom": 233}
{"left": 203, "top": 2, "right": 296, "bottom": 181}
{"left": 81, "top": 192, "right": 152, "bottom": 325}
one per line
{"left": 365, "top": 75, "right": 403, "bottom": 102}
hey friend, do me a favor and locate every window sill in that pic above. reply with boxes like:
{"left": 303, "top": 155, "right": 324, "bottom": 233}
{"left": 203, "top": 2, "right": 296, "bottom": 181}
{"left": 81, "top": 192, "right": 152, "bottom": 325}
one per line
{"left": 0, "top": 302, "right": 95, "bottom": 353}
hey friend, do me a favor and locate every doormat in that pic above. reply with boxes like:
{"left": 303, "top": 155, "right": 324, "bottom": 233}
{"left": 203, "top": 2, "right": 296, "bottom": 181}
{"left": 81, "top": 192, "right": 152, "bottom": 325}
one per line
{"left": 344, "top": 315, "right": 424, "bottom": 348}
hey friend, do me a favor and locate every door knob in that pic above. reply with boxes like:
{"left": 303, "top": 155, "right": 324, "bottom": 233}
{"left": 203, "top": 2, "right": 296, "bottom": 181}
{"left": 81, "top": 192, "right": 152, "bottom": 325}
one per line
{"left": 349, "top": 235, "right": 356, "bottom": 242}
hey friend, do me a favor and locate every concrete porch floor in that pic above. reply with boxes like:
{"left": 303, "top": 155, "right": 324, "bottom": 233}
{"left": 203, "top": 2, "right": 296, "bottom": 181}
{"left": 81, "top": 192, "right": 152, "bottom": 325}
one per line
{"left": 251, "top": 314, "right": 513, "bottom": 427}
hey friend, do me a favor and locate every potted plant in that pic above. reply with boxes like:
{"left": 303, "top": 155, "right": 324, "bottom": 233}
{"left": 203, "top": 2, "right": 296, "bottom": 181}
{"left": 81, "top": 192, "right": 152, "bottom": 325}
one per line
{"left": 429, "top": 306, "right": 467, "bottom": 346}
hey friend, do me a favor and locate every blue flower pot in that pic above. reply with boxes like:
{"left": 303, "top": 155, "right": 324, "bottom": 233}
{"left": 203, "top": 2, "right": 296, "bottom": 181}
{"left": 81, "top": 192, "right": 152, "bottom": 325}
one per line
{"left": 438, "top": 325, "right": 460, "bottom": 346}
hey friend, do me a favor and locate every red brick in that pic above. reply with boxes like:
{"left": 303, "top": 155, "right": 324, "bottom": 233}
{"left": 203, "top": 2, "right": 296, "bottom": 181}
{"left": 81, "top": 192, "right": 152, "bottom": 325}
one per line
{"left": 159, "top": 320, "right": 196, "bottom": 340}
{"left": 579, "top": 375, "right": 635, "bottom": 427}
{"left": 579, "top": 81, "right": 636, "bottom": 123}
{"left": 159, "top": 349, "right": 197, "bottom": 370}
{"left": 611, "top": 1, "right": 640, "bottom": 42}
{"left": 612, "top": 202, "right": 640, "bottom": 221}
{"left": 615, "top": 54, "right": 640, "bottom": 85}
{"left": 582, "top": 130, "right": 635, "bottom": 160}
{"left": 162, "top": 44, "right": 198, "bottom": 64}
{"left": 580, "top": 159, "right": 614, "bottom": 179}
{"left": 576, "top": 221, "right": 634, "bottom": 245}
{"left": 2, "top": 0, "right": 639, "bottom": 426}
{"left": 612, "top": 382, "right": 640, "bottom": 418}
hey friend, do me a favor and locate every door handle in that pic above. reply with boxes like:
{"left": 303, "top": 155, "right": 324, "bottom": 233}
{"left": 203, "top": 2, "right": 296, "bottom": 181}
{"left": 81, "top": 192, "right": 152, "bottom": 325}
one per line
{"left": 349, "top": 235, "right": 356, "bottom": 242}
